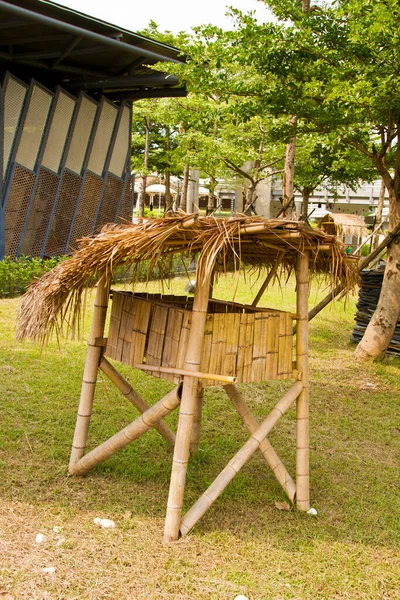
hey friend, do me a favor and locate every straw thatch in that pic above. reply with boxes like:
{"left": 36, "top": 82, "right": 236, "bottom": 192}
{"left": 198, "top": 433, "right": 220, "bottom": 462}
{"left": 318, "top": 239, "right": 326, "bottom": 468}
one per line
{"left": 318, "top": 212, "right": 369, "bottom": 239}
{"left": 17, "top": 214, "right": 358, "bottom": 343}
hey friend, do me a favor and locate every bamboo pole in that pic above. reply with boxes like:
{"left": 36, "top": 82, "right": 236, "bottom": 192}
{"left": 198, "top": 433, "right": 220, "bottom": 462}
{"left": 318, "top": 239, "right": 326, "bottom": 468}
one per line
{"left": 252, "top": 251, "right": 285, "bottom": 307}
{"left": 163, "top": 266, "right": 213, "bottom": 543}
{"left": 296, "top": 251, "right": 310, "bottom": 511}
{"left": 180, "top": 381, "right": 303, "bottom": 536}
{"left": 223, "top": 384, "right": 296, "bottom": 502}
{"left": 135, "top": 364, "right": 236, "bottom": 384}
{"left": 69, "top": 275, "right": 110, "bottom": 474}
{"left": 100, "top": 356, "right": 176, "bottom": 446}
{"left": 69, "top": 384, "right": 182, "bottom": 476}
{"left": 190, "top": 381, "right": 204, "bottom": 456}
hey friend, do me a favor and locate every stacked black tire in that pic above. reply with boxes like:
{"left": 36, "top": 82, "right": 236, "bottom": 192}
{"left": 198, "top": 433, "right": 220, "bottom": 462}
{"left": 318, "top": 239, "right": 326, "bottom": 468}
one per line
{"left": 352, "top": 269, "right": 400, "bottom": 355}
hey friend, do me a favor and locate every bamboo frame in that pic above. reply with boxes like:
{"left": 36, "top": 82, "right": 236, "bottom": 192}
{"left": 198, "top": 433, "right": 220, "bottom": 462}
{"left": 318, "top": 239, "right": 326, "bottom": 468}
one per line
{"left": 190, "top": 381, "right": 204, "bottom": 455}
{"left": 69, "top": 275, "right": 110, "bottom": 473}
{"left": 180, "top": 381, "right": 303, "bottom": 536}
{"left": 163, "top": 266, "right": 214, "bottom": 542}
{"left": 70, "top": 384, "right": 182, "bottom": 476}
{"left": 100, "top": 356, "right": 176, "bottom": 446}
{"left": 135, "top": 364, "right": 236, "bottom": 384}
{"left": 252, "top": 251, "right": 286, "bottom": 307}
{"left": 296, "top": 251, "right": 310, "bottom": 511}
{"left": 223, "top": 384, "right": 296, "bottom": 502}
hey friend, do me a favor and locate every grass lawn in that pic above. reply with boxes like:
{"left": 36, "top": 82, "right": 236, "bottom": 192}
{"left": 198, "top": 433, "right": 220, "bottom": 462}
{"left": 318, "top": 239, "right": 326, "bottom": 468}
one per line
{"left": 0, "top": 272, "right": 399, "bottom": 599}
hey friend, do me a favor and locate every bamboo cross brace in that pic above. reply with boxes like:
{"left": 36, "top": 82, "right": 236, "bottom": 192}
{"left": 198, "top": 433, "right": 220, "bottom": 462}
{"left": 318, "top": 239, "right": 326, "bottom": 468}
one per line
{"left": 223, "top": 384, "right": 296, "bottom": 502}
{"left": 100, "top": 356, "right": 176, "bottom": 446}
{"left": 69, "top": 383, "right": 182, "bottom": 476}
{"left": 180, "top": 380, "right": 303, "bottom": 536}
{"left": 252, "top": 251, "right": 286, "bottom": 307}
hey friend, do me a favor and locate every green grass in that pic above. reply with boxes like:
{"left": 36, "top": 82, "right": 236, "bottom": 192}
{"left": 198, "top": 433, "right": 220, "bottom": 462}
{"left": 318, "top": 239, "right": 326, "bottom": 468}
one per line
{"left": 0, "top": 272, "right": 399, "bottom": 599}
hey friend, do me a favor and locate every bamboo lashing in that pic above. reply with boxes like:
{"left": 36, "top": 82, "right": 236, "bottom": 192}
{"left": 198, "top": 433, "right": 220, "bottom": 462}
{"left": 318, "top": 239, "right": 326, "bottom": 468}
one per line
{"left": 69, "top": 383, "right": 182, "bottom": 476}
{"left": 252, "top": 251, "right": 286, "bottom": 307}
{"left": 180, "top": 380, "right": 303, "bottom": 536}
{"left": 69, "top": 275, "right": 110, "bottom": 474}
{"left": 164, "top": 266, "right": 214, "bottom": 543}
{"left": 295, "top": 251, "right": 310, "bottom": 511}
{"left": 100, "top": 356, "right": 176, "bottom": 446}
{"left": 223, "top": 384, "right": 296, "bottom": 502}
{"left": 135, "top": 363, "right": 236, "bottom": 384}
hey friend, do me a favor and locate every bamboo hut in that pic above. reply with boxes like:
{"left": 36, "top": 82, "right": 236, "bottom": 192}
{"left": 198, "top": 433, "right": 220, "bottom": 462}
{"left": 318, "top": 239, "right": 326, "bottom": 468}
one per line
{"left": 17, "top": 215, "right": 357, "bottom": 541}
{"left": 318, "top": 212, "right": 369, "bottom": 252}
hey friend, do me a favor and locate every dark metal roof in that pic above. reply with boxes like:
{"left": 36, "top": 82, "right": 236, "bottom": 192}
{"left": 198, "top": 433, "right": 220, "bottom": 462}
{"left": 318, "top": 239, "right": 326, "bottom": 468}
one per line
{"left": 0, "top": 0, "right": 186, "bottom": 100}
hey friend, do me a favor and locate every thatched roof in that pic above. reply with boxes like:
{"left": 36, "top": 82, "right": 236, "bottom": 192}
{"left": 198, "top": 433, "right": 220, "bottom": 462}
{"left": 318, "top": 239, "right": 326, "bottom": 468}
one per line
{"left": 17, "top": 214, "right": 358, "bottom": 342}
{"left": 318, "top": 212, "right": 369, "bottom": 238}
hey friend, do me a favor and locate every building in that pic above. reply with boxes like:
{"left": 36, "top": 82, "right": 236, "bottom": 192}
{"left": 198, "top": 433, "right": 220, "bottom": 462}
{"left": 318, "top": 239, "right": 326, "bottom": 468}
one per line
{"left": 0, "top": 0, "right": 185, "bottom": 259}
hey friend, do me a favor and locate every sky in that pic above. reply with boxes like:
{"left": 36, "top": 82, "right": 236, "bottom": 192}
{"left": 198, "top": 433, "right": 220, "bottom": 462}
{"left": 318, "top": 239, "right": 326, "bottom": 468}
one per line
{"left": 59, "top": 0, "right": 273, "bottom": 34}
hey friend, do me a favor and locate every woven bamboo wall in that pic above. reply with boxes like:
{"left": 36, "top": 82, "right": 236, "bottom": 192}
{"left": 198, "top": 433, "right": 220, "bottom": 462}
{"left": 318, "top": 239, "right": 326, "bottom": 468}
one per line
{"left": 105, "top": 291, "right": 294, "bottom": 386}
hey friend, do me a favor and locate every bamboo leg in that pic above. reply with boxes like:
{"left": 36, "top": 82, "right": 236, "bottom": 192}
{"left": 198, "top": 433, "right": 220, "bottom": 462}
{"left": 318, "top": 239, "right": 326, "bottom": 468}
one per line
{"left": 100, "top": 356, "right": 176, "bottom": 446}
{"left": 223, "top": 384, "right": 296, "bottom": 503}
{"left": 190, "top": 381, "right": 204, "bottom": 456}
{"left": 296, "top": 251, "right": 310, "bottom": 511}
{"left": 70, "top": 384, "right": 182, "bottom": 476}
{"left": 69, "top": 275, "right": 110, "bottom": 474}
{"left": 163, "top": 267, "right": 213, "bottom": 543}
{"left": 180, "top": 381, "right": 303, "bottom": 536}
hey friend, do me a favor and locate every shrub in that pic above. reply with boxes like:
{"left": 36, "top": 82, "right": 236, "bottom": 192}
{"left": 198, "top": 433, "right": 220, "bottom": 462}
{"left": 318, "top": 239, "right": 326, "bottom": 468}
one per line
{"left": 0, "top": 256, "right": 62, "bottom": 298}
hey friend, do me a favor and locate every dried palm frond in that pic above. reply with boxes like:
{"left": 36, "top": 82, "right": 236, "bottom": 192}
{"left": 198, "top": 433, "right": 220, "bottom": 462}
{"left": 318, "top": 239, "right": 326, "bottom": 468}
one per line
{"left": 17, "top": 214, "right": 358, "bottom": 343}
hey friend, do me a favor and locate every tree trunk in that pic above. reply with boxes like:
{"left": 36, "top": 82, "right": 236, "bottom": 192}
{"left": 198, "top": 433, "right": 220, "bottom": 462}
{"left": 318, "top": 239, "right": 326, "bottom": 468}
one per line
{"left": 282, "top": 116, "right": 297, "bottom": 218}
{"left": 206, "top": 174, "right": 217, "bottom": 215}
{"left": 301, "top": 188, "right": 311, "bottom": 220}
{"left": 355, "top": 142, "right": 400, "bottom": 359}
{"left": 180, "top": 163, "right": 189, "bottom": 212}
{"left": 138, "top": 116, "right": 150, "bottom": 219}
{"left": 371, "top": 177, "right": 386, "bottom": 251}
{"left": 164, "top": 170, "right": 172, "bottom": 213}
{"left": 244, "top": 180, "right": 257, "bottom": 215}
{"left": 137, "top": 176, "right": 146, "bottom": 218}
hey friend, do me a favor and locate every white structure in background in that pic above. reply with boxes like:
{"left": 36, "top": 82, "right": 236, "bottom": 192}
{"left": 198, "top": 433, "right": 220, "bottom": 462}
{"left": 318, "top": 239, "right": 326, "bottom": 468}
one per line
{"left": 187, "top": 169, "right": 200, "bottom": 213}
{"left": 146, "top": 184, "right": 177, "bottom": 212}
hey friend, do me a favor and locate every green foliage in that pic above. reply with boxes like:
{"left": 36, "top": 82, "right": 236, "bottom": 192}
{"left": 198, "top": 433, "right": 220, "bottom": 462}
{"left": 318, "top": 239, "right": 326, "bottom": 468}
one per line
{"left": 0, "top": 256, "right": 62, "bottom": 298}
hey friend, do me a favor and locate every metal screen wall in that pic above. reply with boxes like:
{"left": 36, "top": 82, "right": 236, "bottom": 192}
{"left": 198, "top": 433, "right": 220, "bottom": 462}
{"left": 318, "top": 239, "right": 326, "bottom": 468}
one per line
{"left": 87, "top": 99, "right": 118, "bottom": 176}
{"left": 15, "top": 84, "right": 53, "bottom": 171}
{"left": 42, "top": 90, "right": 76, "bottom": 174}
{"left": 2, "top": 75, "right": 28, "bottom": 179}
{"left": 65, "top": 95, "right": 97, "bottom": 175}
{"left": 1, "top": 73, "right": 134, "bottom": 260}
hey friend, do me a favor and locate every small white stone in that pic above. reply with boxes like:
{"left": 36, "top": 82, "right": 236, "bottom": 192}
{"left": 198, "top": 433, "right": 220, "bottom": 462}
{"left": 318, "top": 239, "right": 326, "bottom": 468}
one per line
{"left": 56, "top": 537, "right": 65, "bottom": 547}
{"left": 307, "top": 507, "right": 318, "bottom": 516}
{"left": 234, "top": 596, "right": 249, "bottom": 600}
{"left": 42, "top": 567, "right": 56, "bottom": 574}
{"left": 52, "top": 526, "right": 61, "bottom": 534}
{"left": 99, "top": 518, "right": 116, "bottom": 529}
{"left": 35, "top": 533, "right": 46, "bottom": 544}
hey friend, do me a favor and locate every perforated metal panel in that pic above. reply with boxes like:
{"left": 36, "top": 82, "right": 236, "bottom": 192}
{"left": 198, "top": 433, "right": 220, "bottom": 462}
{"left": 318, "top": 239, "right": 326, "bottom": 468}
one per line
{"left": 3, "top": 75, "right": 28, "bottom": 178}
{"left": 68, "top": 171, "right": 104, "bottom": 250}
{"left": 65, "top": 96, "right": 97, "bottom": 174}
{"left": 87, "top": 100, "right": 118, "bottom": 176}
{"left": 117, "top": 174, "right": 134, "bottom": 223}
{"left": 42, "top": 91, "right": 76, "bottom": 174}
{"left": 108, "top": 104, "right": 131, "bottom": 178}
{"left": 44, "top": 169, "right": 82, "bottom": 256}
{"left": 19, "top": 168, "right": 60, "bottom": 257}
{"left": 95, "top": 173, "right": 124, "bottom": 232}
{"left": 4, "top": 164, "right": 35, "bottom": 258}
{"left": 15, "top": 84, "right": 52, "bottom": 171}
